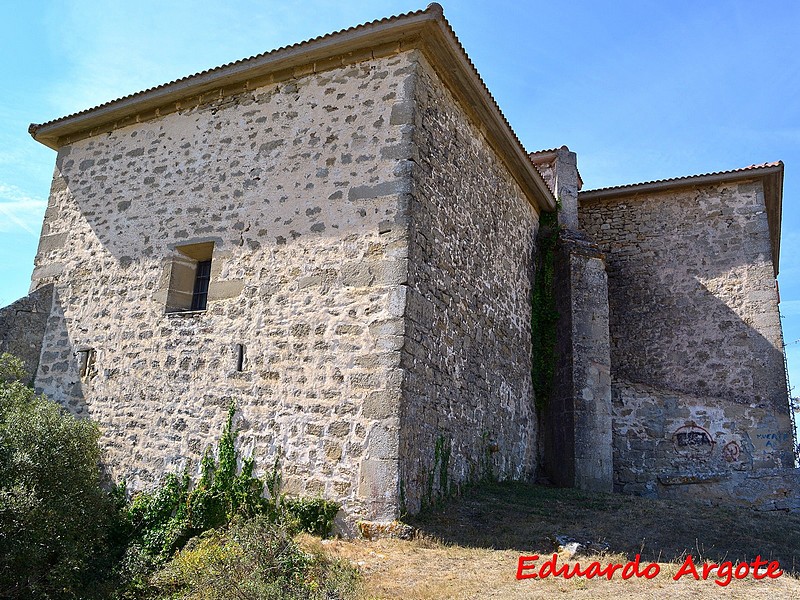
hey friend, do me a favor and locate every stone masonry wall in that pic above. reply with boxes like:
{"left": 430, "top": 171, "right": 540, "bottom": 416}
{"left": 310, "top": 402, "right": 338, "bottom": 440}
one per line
{"left": 544, "top": 231, "right": 612, "bottom": 491}
{"left": 398, "top": 53, "right": 539, "bottom": 514}
{"left": 0, "top": 283, "right": 53, "bottom": 384}
{"left": 579, "top": 180, "right": 795, "bottom": 491}
{"left": 30, "top": 51, "right": 418, "bottom": 521}
{"left": 540, "top": 149, "right": 612, "bottom": 493}
{"left": 612, "top": 377, "right": 792, "bottom": 496}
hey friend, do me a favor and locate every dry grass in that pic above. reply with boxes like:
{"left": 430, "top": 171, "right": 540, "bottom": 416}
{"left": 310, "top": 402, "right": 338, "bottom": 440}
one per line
{"left": 315, "top": 482, "right": 800, "bottom": 599}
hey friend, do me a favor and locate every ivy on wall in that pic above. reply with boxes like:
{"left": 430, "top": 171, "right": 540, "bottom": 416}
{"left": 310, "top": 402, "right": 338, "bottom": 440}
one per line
{"left": 531, "top": 208, "right": 560, "bottom": 410}
{"left": 126, "top": 402, "right": 341, "bottom": 562}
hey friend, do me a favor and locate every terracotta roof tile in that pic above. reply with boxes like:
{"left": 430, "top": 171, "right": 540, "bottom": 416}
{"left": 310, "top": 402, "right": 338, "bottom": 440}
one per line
{"left": 528, "top": 148, "right": 562, "bottom": 159}
{"left": 30, "top": 5, "right": 434, "bottom": 133}
{"left": 581, "top": 161, "right": 783, "bottom": 195}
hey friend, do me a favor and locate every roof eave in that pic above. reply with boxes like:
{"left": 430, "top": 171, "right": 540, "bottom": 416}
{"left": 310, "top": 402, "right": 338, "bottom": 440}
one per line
{"left": 579, "top": 163, "right": 784, "bottom": 277}
{"left": 578, "top": 164, "right": 784, "bottom": 201}
{"left": 29, "top": 10, "right": 436, "bottom": 150}
{"left": 28, "top": 3, "right": 555, "bottom": 213}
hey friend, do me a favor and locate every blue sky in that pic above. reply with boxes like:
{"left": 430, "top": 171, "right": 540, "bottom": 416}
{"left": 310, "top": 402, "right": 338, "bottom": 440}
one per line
{"left": 2, "top": 1, "right": 799, "bottom": 408}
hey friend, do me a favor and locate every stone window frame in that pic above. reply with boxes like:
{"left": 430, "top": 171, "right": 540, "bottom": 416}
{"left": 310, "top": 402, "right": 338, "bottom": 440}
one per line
{"left": 165, "top": 242, "right": 215, "bottom": 314}
{"left": 76, "top": 347, "right": 97, "bottom": 381}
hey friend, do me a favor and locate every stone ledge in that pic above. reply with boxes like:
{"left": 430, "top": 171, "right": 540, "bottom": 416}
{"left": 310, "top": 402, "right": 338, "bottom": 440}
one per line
{"left": 658, "top": 472, "right": 731, "bottom": 486}
{"left": 357, "top": 520, "right": 416, "bottom": 540}
{"left": 165, "top": 309, "right": 206, "bottom": 318}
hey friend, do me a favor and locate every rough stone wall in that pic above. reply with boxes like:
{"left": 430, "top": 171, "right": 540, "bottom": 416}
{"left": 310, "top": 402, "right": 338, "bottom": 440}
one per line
{"left": 552, "top": 148, "right": 579, "bottom": 229}
{"left": 540, "top": 149, "right": 612, "bottom": 493}
{"left": 579, "top": 180, "right": 795, "bottom": 492}
{"left": 0, "top": 284, "right": 53, "bottom": 384}
{"left": 568, "top": 248, "right": 612, "bottom": 491}
{"left": 30, "top": 51, "right": 418, "bottom": 521}
{"left": 398, "top": 53, "right": 539, "bottom": 514}
{"left": 612, "top": 378, "right": 796, "bottom": 505}
{"left": 544, "top": 231, "right": 612, "bottom": 491}
{"left": 688, "top": 467, "right": 800, "bottom": 512}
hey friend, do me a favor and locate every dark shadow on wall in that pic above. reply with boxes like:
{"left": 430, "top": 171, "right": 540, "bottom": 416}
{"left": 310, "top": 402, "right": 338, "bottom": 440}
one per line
{"left": 599, "top": 262, "right": 795, "bottom": 469}
{"left": 33, "top": 287, "right": 91, "bottom": 419}
{"left": 579, "top": 186, "right": 788, "bottom": 410}
{"left": 579, "top": 190, "right": 791, "bottom": 438}
{"left": 0, "top": 283, "right": 54, "bottom": 386}
{"left": 605, "top": 267, "right": 788, "bottom": 409}
{"left": 578, "top": 188, "right": 797, "bottom": 488}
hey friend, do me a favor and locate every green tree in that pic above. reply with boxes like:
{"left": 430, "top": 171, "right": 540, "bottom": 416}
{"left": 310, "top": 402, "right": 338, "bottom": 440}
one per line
{"left": 0, "top": 353, "right": 121, "bottom": 598}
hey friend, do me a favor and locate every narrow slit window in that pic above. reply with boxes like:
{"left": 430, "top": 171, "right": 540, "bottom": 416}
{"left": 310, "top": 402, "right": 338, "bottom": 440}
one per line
{"left": 191, "top": 260, "right": 212, "bottom": 311}
{"left": 236, "top": 343, "right": 245, "bottom": 372}
{"left": 77, "top": 348, "right": 96, "bottom": 380}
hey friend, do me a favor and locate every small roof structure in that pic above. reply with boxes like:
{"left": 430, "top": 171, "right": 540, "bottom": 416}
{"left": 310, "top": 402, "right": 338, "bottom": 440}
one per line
{"left": 579, "top": 162, "right": 785, "bottom": 275}
{"left": 529, "top": 146, "right": 585, "bottom": 192}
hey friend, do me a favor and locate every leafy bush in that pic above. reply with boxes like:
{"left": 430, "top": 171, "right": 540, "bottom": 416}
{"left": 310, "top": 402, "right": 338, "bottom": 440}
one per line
{"left": 0, "top": 354, "right": 351, "bottom": 598}
{"left": 150, "top": 516, "right": 361, "bottom": 600}
{"left": 0, "top": 353, "right": 123, "bottom": 599}
{"left": 283, "top": 496, "right": 341, "bottom": 537}
{"left": 124, "top": 402, "right": 342, "bottom": 569}
{"left": 184, "top": 404, "right": 271, "bottom": 532}
{"left": 124, "top": 402, "right": 276, "bottom": 564}
{"left": 125, "top": 472, "right": 193, "bottom": 561}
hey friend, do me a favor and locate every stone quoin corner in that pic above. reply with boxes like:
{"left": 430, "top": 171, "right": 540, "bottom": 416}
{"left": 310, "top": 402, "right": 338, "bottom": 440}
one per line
{"left": 0, "top": 2, "right": 797, "bottom": 527}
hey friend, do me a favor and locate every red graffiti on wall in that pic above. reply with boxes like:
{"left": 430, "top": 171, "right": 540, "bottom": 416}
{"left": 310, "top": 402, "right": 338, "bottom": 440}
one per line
{"left": 722, "top": 441, "right": 741, "bottom": 462}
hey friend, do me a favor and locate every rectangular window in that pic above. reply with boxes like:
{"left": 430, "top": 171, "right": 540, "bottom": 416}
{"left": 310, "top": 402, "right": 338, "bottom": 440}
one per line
{"left": 191, "top": 260, "right": 212, "bottom": 310}
{"left": 165, "top": 241, "right": 214, "bottom": 313}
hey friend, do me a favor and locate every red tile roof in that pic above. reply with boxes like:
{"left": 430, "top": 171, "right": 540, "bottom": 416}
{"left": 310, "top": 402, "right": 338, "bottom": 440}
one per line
{"left": 581, "top": 161, "right": 783, "bottom": 196}
{"left": 30, "top": 5, "right": 432, "bottom": 133}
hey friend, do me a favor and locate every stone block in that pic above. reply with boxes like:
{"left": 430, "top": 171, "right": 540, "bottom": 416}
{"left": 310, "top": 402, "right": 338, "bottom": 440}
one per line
{"left": 365, "top": 420, "right": 399, "bottom": 460}
{"left": 208, "top": 279, "right": 245, "bottom": 301}
{"left": 362, "top": 389, "right": 400, "bottom": 419}
{"left": 36, "top": 232, "right": 69, "bottom": 257}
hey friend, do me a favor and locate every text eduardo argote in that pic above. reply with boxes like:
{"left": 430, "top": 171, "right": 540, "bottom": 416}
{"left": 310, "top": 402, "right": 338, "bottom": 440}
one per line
{"left": 516, "top": 553, "right": 782, "bottom": 587}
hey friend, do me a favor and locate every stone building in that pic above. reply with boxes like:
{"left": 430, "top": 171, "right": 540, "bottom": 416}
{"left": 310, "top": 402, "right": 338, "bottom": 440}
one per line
{"left": 579, "top": 164, "right": 797, "bottom": 506}
{"left": 2, "top": 3, "right": 797, "bottom": 522}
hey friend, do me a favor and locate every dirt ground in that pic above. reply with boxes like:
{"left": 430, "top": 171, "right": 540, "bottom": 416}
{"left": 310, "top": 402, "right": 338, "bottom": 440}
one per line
{"left": 315, "top": 482, "right": 800, "bottom": 599}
